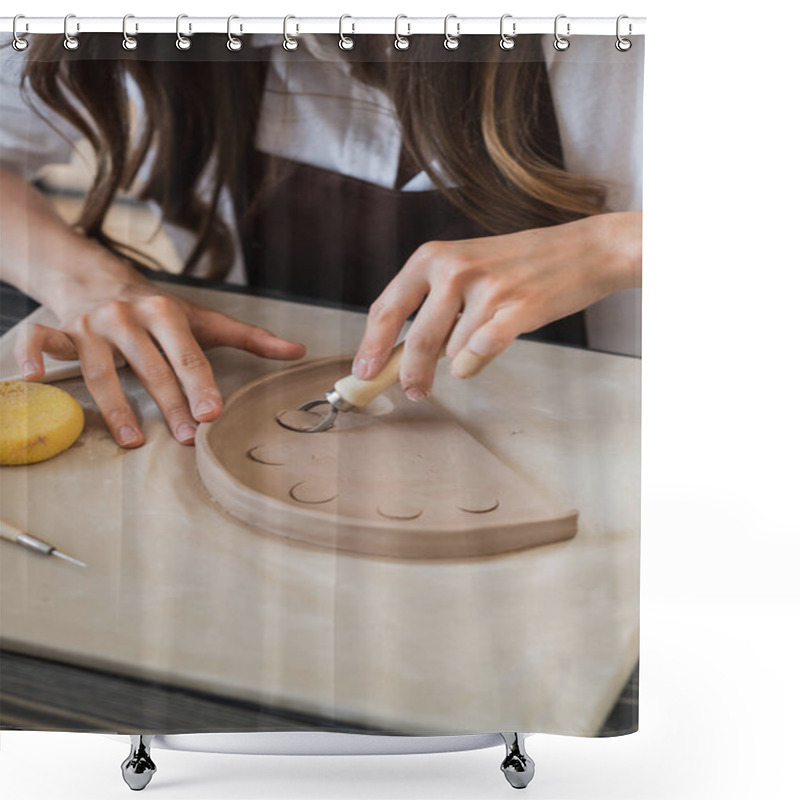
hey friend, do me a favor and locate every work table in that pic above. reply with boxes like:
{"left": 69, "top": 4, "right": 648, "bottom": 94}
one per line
{"left": 0, "top": 276, "right": 640, "bottom": 736}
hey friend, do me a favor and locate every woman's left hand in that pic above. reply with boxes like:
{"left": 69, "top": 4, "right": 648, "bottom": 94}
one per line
{"left": 352, "top": 210, "right": 642, "bottom": 400}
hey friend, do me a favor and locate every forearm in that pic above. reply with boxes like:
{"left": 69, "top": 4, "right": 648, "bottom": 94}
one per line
{"left": 595, "top": 210, "right": 642, "bottom": 293}
{"left": 0, "top": 166, "right": 145, "bottom": 318}
{"left": 353, "top": 208, "right": 644, "bottom": 391}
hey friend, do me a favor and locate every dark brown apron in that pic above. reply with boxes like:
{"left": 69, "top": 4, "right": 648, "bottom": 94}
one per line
{"left": 234, "top": 64, "right": 586, "bottom": 347}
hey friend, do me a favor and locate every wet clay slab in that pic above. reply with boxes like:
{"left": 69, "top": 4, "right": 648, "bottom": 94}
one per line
{"left": 196, "top": 357, "right": 578, "bottom": 559}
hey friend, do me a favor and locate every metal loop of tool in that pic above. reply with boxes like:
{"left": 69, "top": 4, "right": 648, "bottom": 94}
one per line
{"left": 394, "top": 14, "right": 410, "bottom": 50}
{"left": 615, "top": 14, "right": 632, "bottom": 51}
{"left": 175, "top": 13, "right": 191, "bottom": 50}
{"left": 227, "top": 15, "right": 242, "bottom": 51}
{"left": 339, "top": 14, "right": 355, "bottom": 50}
{"left": 63, "top": 13, "right": 79, "bottom": 51}
{"left": 122, "top": 14, "right": 138, "bottom": 51}
{"left": 12, "top": 14, "right": 28, "bottom": 51}
{"left": 283, "top": 15, "right": 299, "bottom": 51}
{"left": 553, "top": 14, "right": 570, "bottom": 51}
{"left": 443, "top": 14, "right": 460, "bottom": 50}
{"left": 499, "top": 13, "right": 516, "bottom": 50}
{"left": 276, "top": 399, "right": 339, "bottom": 434}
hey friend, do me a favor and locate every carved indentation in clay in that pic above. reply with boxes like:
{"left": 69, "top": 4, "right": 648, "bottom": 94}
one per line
{"left": 289, "top": 481, "right": 338, "bottom": 505}
{"left": 456, "top": 491, "right": 500, "bottom": 514}
{"left": 247, "top": 446, "right": 284, "bottom": 466}
{"left": 376, "top": 501, "right": 423, "bottom": 521}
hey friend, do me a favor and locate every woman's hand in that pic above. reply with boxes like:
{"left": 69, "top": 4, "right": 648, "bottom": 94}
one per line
{"left": 13, "top": 269, "right": 306, "bottom": 447}
{"left": 352, "top": 211, "right": 642, "bottom": 399}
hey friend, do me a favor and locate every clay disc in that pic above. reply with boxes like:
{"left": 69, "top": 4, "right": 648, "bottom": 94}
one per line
{"left": 194, "top": 357, "right": 578, "bottom": 560}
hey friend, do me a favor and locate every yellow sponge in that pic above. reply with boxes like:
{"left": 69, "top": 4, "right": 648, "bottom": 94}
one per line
{"left": 0, "top": 381, "right": 85, "bottom": 465}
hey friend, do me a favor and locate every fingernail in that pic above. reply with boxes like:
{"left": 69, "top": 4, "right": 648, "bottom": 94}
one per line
{"left": 176, "top": 423, "right": 197, "bottom": 443}
{"left": 194, "top": 400, "right": 216, "bottom": 417}
{"left": 450, "top": 362, "right": 467, "bottom": 379}
{"left": 405, "top": 387, "right": 428, "bottom": 402}
{"left": 353, "top": 358, "right": 372, "bottom": 380}
{"left": 22, "top": 361, "right": 39, "bottom": 378}
{"left": 118, "top": 425, "right": 140, "bottom": 446}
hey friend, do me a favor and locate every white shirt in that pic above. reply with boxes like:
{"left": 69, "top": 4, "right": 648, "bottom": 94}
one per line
{"left": 0, "top": 34, "right": 643, "bottom": 354}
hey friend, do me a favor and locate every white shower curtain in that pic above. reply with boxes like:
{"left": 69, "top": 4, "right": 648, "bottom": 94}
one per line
{"left": 0, "top": 24, "right": 642, "bottom": 743}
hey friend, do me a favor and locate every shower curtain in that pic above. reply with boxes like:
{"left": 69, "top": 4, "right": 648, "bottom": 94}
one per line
{"left": 0, "top": 23, "right": 643, "bottom": 741}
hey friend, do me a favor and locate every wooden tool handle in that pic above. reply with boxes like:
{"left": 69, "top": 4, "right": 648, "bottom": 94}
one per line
{"left": 333, "top": 342, "right": 496, "bottom": 408}
{"left": 334, "top": 342, "right": 408, "bottom": 408}
{"left": 1, "top": 518, "right": 25, "bottom": 542}
{"left": 1, "top": 518, "right": 50, "bottom": 554}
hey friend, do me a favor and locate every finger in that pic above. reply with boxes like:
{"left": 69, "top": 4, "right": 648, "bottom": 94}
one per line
{"left": 193, "top": 310, "right": 306, "bottom": 361}
{"left": 399, "top": 288, "right": 462, "bottom": 400}
{"left": 114, "top": 328, "right": 199, "bottom": 445}
{"left": 452, "top": 308, "right": 519, "bottom": 379}
{"left": 450, "top": 348, "right": 497, "bottom": 379}
{"left": 13, "top": 323, "right": 79, "bottom": 379}
{"left": 146, "top": 312, "right": 223, "bottom": 423}
{"left": 444, "top": 300, "right": 495, "bottom": 361}
{"left": 353, "top": 272, "right": 430, "bottom": 380}
{"left": 73, "top": 334, "right": 144, "bottom": 448}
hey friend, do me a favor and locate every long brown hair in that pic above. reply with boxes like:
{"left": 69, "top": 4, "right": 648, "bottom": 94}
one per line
{"left": 18, "top": 33, "right": 606, "bottom": 279}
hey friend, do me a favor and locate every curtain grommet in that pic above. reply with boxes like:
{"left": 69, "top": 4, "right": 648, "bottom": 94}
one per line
{"left": 615, "top": 15, "right": 632, "bottom": 51}
{"left": 394, "top": 15, "right": 410, "bottom": 51}
{"left": 339, "top": 14, "right": 355, "bottom": 51}
{"left": 63, "top": 13, "right": 80, "bottom": 51}
{"left": 444, "top": 14, "right": 460, "bottom": 51}
{"left": 12, "top": 14, "right": 29, "bottom": 51}
{"left": 176, "top": 13, "right": 192, "bottom": 51}
{"left": 227, "top": 15, "right": 242, "bottom": 51}
{"left": 122, "top": 14, "right": 138, "bottom": 51}
{"left": 499, "top": 14, "right": 516, "bottom": 50}
{"left": 553, "top": 14, "right": 570, "bottom": 51}
{"left": 283, "top": 15, "right": 299, "bottom": 51}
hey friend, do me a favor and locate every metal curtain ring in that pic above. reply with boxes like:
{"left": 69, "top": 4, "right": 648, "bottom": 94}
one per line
{"left": 553, "top": 14, "right": 570, "bottom": 51}
{"left": 444, "top": 14, "right": 460, "bottom": 51}
{"left": 283, "top": 15, "right": 298, "bottom": 51}
{"left": 176, "top": 13, "right": 191, "bottom": 50}
{"left": 615, "top": 14, "right": 632, "bottom": 51}
{"left": 339, "top": 14, "right": 355, "bottom": 50}
{"left": 122, "top": 15, "right": 138, "bottom": 51}
{"left": 500, "top": 14, "right": 516, "bottom": 50}
{"left": 227, "top": 15, "right": 242, "bottom": 51}
{"left": 394, "top": 14, "right": 410, "bottom": 50}
{"left": 12, "top": 15, "right": 29, "bottom": 51}
{"left": 63, "top": 13, "right": 79, "bottom": 51}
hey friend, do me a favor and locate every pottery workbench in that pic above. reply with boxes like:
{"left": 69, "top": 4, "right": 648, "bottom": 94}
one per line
{"left": 0, "top": 277, "right": 640, "bottom": 736}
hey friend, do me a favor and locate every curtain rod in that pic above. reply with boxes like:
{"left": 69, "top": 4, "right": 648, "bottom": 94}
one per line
{"left": 1, "top": 16, "right": 646, "bottom": 37}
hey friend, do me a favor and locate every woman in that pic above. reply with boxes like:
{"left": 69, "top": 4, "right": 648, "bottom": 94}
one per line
{"left": 0, "top": 32, "right": 642, "bottom": 448}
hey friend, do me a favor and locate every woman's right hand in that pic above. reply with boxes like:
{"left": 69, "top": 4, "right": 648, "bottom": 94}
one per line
{"left": 12, "top": 266, "right": 306, "bottom": 448}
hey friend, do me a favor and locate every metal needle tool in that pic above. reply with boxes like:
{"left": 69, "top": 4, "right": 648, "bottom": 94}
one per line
{"left": 276, "top": 339, "right": 494, "bottom": 434}
{"left": 1, "top": 518, "right": 88, "bottom": 567}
